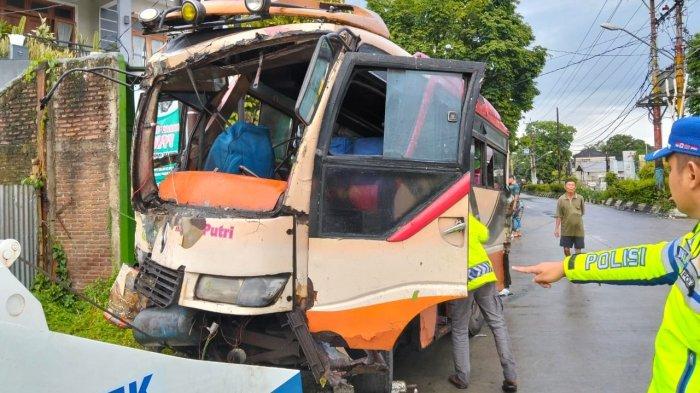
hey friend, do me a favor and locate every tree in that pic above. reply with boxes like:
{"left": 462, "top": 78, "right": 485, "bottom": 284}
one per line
{"left": 595, "top": 134, "right": 653, "bottom": 161}
{"left": 366, "top": 0, "right": 547, "bottom": 133}
{"left": 521, "top": 120, "right": 576, "bottom": 183}
{"left": 688, "top": 32, "right": 700, "bottom": 116}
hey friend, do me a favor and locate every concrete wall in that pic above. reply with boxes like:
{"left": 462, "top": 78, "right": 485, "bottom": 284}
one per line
{"left": 0, "top": 61, "right": 30, "bottom": 90}
{"left": 0, "top": 54, "right": 123, "bottom": 290}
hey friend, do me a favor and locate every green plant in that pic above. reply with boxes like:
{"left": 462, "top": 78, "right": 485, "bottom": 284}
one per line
{"left": 604, "top": 178, "right": 671, "bottom": 207}
{"left": 92, "top": 31, "right": 100, "bottom": 52}
{"left": 32, "top": 242, "right": 76, "bottom": 308}
{"left": 20, "top": 174, "right": 44, "bottom": 189}
{"left": 604, "top": 172, "right": 618, "bottom": 186}
{"left": 0, "top": 19, "right": 12, "bottom": 35}
{"left": 33, "top": 272, "right": 140, "bottom": 348}
{"left": 0, "top": 35, "right": 8, "bottom": 58}
{"left": 548, "top": 182, "right": 565, "bottom": 194}
{"left": 23, "top": 16, "right": 74, "bottom": 83}
{"left": 10, "top": 16, "right": 26, "bottom": 34}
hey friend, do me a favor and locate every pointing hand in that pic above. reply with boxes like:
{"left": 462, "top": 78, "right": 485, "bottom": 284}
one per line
{"left": 512, "top": 262, "right": 565, "bottom": 288}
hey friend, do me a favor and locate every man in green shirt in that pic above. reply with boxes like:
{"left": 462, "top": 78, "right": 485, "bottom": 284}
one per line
{"left": 555, "top": 180, "right": 585, "bottom": 256}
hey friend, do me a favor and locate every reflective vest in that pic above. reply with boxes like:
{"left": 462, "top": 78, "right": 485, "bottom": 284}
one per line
{"left": 467, "top": 214, "right": 497, "bottom": 291}
{"left": 564, "top": 223, "right": 700, "bottom": 393}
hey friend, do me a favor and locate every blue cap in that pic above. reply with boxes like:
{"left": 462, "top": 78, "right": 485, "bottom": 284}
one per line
{"left": 646, "top": 117, "right": 700, "bottom": 161}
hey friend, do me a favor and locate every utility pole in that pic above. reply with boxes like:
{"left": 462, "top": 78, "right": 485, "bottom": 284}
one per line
{"left": 674, "top": 0, "right": 686, "bottom": 117}
{"left": 556, "top": 107, "right": 562, "bottom": 182}
{"left": 530, "top": 128, "right": 538, "bottom": 184}
{"left": 649, "top": 0, "right": 665, "bottom": 190}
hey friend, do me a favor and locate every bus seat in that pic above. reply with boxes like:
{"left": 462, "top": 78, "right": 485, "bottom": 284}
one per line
{"left": 204, "top": 121, "right": 274, "bottom": 178}
{"left": 352, "top": 137, "right": 383, "bottom": 155}
{"left": 330, "top": 136, "right": 354, "bottom": 155}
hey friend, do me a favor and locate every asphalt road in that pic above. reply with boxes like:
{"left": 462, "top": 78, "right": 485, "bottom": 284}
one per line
{"left": 394, "top": 194, "right": 694, "bottom": 393}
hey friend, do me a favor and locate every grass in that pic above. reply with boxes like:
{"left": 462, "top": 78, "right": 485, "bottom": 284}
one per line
{"left": 32, "top": 274, "right": 141, "bottom": 348}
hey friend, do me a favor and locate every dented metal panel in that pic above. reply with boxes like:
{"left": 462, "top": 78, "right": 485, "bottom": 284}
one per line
{"left": 150, "top": 215, "right": 294, "bottom": 277}
{"left": 0, "top": 185, "right": 38, "bottom": 288}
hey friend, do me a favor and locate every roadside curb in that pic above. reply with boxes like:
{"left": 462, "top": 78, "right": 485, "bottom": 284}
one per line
{"left": 525, "top": 192, "right": 668, "bottom": 216}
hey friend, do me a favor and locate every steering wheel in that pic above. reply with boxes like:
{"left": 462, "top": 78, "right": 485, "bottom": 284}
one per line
{"left": 239, "top": 165, "right": 260, "bottom": 178}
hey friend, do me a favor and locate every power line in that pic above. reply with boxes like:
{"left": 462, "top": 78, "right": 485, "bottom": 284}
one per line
{"left": 537, "top": 2, "right": 642, "bottom": 120}
{"left": 572, "top": 72, "right": 652, "bottom": 146}
{"left": 569, "top": 65, "right": 649, "bottom": 139}
{"left": 558, "top": 43, "right": 648, "bottom": 120}
{"left": 533, "top": 0, "right": 612, "bottom": 111}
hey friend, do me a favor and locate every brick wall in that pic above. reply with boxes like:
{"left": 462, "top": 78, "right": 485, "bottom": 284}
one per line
{"left": 0, "top": 75, "right": 37, "bottom": 184}
{"left": 0, "top": 54, "right": 123, "bottom": 290}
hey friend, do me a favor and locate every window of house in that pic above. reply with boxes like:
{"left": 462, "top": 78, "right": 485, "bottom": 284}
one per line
{"left": 5, "top": 0, "right": 24, "bottom": 9}
{"left": 1, "top": 1, "right": 75, "bottom": 42}
{"left": 132, "top": 35, "right": 146, "bottom": 67}
{"left": 55, "top": 20, "right": 73, "bottom": 43}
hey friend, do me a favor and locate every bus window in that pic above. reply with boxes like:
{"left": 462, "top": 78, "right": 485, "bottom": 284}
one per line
{"left": 485, "top": 145, "right": 506, "bottom": 189}
{"left": 316, "top": 66, "right": 465, "bottom": 237}
{"left": 326, "top": 68, "right": 464, "bottom": 163}
{"left": 472, "top": 139, "right": 485, "bottom": 186}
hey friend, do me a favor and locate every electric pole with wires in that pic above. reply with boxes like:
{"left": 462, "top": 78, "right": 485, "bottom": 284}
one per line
{"left": 646, "top": 0, "right": 665, "bottom": 189}
{"left": 673, "top": 0, "right": 686, "bottom": 117}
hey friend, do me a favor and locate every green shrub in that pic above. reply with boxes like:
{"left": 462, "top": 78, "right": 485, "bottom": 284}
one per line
{"left": 523, "top": 183, "right": 550, "bottom": 193}
{"left": 577, "top": 186, "right": 606, "bottom": 203}
{"left": 548, "top": 182, "right": 565, "bottom": 194}
{"left": 639, "top": 161, "right": 670, "bottom": 180}
{"left": 604, "top": 172, "right": 618, "bottom": 186}
{"left": 33, "top": 273, "right": 139, "bottom": 348}
{"left": 604, "top": 178, "right": 671, "bottom": 206}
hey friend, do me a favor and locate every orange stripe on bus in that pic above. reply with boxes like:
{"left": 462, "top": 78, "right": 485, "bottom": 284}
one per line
{"left": 306, "top": 295, "right": 459, "bottom": 350}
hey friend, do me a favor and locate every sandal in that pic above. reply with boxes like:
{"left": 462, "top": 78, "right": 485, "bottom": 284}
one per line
{"left": 502, "top": 380, "right": 518, "bottom": 392}
{"left": 448, "top": 374, "right": 468, "bottom": 389}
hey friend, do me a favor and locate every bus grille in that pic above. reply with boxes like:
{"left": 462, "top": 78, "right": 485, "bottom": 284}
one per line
{"left": 135, "top": 258, "right": 184, "bottom": 308}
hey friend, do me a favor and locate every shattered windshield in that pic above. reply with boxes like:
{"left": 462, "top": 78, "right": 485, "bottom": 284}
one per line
{"left": 133, "top": 37, "right": 327, "bottom": 210}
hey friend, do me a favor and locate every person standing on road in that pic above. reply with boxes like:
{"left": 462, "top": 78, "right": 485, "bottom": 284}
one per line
{"left": 508, "top": 176, "right": 522, "bottom": 238}
{"left": 449, "top": 214, "right": 518, "bottom": 392}
{"left": 555, "top": 180, "right": 585, "bottom": 256}
{"left": 513, "top": 117, "right": 700, "bottom": 393}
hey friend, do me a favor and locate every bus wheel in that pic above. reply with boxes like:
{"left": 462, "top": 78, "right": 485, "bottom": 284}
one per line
{"left": 349, "top": 350, "right": 393, "bottom": 393}
{"left": 468, "top": 302, "right": 485, "bottom": 337}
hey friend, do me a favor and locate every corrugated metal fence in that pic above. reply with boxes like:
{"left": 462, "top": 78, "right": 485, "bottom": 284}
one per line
{"left": 0, "top": 185, "right": 38, "bottom": 288}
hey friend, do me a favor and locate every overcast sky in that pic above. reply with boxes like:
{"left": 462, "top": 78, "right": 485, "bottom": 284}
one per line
{"left": 347, "top": 0, "right": 699, "bottom": 152}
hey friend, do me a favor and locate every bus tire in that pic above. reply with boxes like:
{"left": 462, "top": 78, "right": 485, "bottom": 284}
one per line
{"left": 349, "top": 350, "right": 393, "bottom": 393}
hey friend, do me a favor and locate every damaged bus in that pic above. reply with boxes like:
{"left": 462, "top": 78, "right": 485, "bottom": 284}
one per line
{"left": 127, "top": 1, "right": 511, "bottom": 391}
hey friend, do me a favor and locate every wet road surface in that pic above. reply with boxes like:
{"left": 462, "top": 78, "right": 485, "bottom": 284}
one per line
{"left": 394, "top": 194, "right": 693, "bottom": 393}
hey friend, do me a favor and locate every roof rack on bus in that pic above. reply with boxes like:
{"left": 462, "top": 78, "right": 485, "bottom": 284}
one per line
{"left": 137, "top": 0, "right": 390, "bottom": 38}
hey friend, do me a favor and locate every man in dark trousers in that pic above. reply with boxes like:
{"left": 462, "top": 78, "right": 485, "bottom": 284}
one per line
{"left": 554, "top": 180, "right": 584, "bottom": 256}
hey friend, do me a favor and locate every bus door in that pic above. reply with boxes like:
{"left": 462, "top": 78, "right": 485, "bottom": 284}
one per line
{"left": 305, "top": 52, "right": 484, "bottom": 350}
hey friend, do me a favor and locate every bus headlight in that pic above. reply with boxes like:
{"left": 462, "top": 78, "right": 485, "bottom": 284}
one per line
{"left": 181, "top": 0, "right": 206, "bottom": 24}
{"left": 138, "top": 8, "right": 162, "bottom": 29}
{"left": 244, "top": 0, "right": 271, "bottom": 14}
{"left": 195, "top": 274, "right": 289, "bottom": 307}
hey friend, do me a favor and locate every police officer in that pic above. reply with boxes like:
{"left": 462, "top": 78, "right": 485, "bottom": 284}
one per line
{"left": 449, "top": 214, "right": 518, "bottom": 392}
{"left": 514, "top": 117, "right": 700, "bottom": 392}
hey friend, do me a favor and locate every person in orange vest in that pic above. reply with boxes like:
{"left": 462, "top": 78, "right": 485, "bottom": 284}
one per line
{"left": 449, "top": 214, "right": 518, "bottom": 391}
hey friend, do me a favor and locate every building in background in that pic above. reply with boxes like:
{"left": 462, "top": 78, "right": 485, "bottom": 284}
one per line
{"left": 0, "top": 0, "right": 176, "bottom": 69}
{"left": 573, "top": 147, "right": 639, "bottom": 189}
{"left": 573, "top": 147, "right": 608, "bottom": 188}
